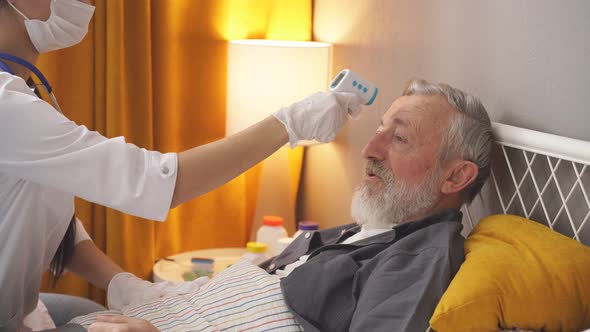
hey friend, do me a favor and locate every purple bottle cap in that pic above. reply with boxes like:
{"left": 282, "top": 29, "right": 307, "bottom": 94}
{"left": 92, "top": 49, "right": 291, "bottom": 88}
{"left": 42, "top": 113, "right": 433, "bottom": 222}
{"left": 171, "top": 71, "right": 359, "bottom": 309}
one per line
{"left": 298, "top": 221, "right": 319, "bottom": 231}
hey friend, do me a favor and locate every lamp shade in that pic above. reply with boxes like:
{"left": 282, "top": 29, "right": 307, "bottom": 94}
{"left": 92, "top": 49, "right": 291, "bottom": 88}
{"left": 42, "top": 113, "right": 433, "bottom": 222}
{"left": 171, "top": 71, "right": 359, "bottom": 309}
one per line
{"left": 226, "top": 40, "right": 333, "bottom": 137}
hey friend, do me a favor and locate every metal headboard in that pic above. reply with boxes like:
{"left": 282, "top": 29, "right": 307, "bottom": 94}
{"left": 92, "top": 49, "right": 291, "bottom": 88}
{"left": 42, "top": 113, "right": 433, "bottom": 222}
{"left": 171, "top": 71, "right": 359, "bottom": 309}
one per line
{"left": 462, "top": 123, "right": 590, "bottom": 245}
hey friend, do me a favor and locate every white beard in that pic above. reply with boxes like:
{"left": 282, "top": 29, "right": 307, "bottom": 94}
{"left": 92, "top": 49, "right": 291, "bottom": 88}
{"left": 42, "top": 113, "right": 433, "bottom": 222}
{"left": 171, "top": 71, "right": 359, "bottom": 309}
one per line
{"left": 351, "top": 161, "right": 441, "bottom": 229}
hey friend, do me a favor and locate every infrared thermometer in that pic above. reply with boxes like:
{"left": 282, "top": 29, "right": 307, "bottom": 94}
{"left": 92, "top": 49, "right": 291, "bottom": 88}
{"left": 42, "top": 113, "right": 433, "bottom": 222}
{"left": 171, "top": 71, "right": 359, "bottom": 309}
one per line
{"left": 329, "top": 69, "right": 378, "bottom": 106}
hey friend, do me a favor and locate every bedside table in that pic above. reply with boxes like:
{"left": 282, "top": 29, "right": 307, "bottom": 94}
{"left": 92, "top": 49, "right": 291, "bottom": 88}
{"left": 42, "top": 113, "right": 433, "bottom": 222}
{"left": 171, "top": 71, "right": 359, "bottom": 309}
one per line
{"left": 153, "top": 248, "right": 247, "bottom": 282}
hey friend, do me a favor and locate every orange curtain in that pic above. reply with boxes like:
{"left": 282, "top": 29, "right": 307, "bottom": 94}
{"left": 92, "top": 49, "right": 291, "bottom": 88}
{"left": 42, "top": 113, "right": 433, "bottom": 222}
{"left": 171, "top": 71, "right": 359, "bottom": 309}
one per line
{"left": 38, "top": 0, "right": 311, "bottom": 304}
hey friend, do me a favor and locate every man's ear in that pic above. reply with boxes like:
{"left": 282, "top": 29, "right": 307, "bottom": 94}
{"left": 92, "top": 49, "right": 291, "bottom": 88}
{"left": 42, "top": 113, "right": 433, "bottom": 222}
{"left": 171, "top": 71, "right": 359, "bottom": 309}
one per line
{"left": 441, "top": 160, "right": 479, "bottom": 195}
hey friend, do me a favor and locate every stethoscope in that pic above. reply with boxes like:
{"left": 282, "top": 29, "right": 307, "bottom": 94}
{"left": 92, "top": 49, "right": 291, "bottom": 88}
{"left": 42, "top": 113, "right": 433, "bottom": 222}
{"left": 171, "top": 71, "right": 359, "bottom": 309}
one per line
{"left": 0, "top": 52, "right": 63, "bottom": 114}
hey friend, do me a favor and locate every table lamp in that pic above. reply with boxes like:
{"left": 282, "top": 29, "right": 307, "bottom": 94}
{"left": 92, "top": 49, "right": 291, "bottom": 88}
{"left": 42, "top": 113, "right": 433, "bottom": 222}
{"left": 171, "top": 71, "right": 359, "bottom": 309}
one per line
{"left": 226, "top": 39, "right": 333, "bottom": 237}
{"left": 226, "top": 39, "right": 333, "bottom": 142}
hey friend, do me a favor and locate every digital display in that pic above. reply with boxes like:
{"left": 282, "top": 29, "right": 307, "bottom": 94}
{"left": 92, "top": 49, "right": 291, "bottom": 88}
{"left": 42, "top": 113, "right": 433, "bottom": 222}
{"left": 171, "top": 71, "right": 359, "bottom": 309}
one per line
{"left": 330, "top": 72, "right": 346, "bottom": 89}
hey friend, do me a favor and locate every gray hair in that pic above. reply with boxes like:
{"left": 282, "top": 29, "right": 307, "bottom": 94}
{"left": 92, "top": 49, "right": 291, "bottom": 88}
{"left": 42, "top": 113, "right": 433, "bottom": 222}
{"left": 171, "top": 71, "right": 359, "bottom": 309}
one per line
{"left": 402, "top": 79, "right": 494, "bottom": 203}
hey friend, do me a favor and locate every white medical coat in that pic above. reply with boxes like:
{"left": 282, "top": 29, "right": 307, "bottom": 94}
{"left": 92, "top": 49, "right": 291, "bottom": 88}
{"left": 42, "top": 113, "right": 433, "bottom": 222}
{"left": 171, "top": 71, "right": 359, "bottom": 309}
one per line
{"left": 0, "top": 71, "right": 178, "bottom": 331}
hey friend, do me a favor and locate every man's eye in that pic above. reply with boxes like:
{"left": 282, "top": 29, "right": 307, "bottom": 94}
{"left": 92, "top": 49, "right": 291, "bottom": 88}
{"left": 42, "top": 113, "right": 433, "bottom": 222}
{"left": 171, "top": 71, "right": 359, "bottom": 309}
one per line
{"left": 394, "top": 135, "right": 407, "bottom": 143}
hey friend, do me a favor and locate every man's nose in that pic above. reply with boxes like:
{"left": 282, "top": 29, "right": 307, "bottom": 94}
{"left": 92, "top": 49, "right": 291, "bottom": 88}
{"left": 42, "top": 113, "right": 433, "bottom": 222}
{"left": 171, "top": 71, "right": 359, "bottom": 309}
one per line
{"left": 361, "top": 132, "right": 387, "bottom": 160}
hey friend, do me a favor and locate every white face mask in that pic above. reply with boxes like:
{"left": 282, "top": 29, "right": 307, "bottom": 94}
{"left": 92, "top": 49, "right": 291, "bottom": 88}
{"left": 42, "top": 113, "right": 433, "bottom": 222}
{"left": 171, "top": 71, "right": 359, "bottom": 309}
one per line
{"left": 7, "top": 0, "right": 96, "bottom": 53}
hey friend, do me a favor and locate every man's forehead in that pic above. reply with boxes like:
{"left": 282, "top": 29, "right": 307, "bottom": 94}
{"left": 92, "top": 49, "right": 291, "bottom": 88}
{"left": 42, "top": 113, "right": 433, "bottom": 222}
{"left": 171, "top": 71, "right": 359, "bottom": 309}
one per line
{"left": 381, "top": 95, "right": 454, "bottom": 126}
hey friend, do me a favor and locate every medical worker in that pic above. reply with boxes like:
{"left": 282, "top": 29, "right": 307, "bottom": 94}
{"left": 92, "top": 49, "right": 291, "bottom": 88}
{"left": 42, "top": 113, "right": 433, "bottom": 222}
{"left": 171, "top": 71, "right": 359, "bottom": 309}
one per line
{"left": 0, "top": 0, "right": 362, "bottom": 330}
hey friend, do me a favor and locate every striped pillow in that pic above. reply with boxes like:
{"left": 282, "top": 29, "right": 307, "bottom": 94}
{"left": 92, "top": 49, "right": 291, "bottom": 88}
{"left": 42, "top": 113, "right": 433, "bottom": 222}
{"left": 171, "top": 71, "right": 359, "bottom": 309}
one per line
{"left": 71, "top": 260, "right": 302, "bottom": 331}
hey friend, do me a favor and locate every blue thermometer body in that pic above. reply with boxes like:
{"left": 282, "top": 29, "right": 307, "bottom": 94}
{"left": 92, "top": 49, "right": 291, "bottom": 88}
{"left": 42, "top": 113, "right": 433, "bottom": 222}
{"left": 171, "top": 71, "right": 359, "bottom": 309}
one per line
{"left": 329, "top": 69, "right": 378, "bottom": 106}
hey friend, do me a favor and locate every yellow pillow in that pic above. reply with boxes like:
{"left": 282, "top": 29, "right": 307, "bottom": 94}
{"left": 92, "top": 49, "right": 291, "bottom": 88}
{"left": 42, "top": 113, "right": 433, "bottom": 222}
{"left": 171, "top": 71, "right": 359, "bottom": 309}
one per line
{"left": 430, "top": 214, "right": 590, "bottom": 332}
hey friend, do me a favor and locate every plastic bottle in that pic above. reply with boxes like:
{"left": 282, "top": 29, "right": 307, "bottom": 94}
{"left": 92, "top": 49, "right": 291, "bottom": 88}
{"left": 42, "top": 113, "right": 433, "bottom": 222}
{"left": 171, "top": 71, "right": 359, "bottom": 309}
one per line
{"left": 191, "top": 257, "right": 215, "bottom": 278}
{"left": 276, "top": 237, "right": 294, "bottom": 254}
{"left": 293, "top": 221, "right": 319, "bottom": 239}
{"left": 256, "top": 215, "right": 288, "bottom": 256}
{"left": 241, "top": 242, "right": 269, "bottom": 265}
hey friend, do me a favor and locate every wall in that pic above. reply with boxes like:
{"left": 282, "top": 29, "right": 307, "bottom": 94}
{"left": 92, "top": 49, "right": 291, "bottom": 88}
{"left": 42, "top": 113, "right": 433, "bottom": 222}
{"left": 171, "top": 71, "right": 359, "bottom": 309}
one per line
{"left": 299, "top": 0, "right": 590, "bottom": 229}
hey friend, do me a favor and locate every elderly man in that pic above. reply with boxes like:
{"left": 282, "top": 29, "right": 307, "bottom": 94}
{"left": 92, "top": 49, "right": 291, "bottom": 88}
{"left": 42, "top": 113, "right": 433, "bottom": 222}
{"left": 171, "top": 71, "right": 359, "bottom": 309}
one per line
{"left": 85, "top": 79, "right": 494, "bottom": 332}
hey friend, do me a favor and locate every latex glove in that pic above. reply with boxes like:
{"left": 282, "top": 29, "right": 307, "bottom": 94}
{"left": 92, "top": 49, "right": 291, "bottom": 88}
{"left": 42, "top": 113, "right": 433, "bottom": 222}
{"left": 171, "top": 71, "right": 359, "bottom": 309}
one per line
{"left": 273, "top": 91, "right": 363, "bottom": 148}
{"left": 107, "top": 272, "right": 209, "bottom": 310}
{"left": 88, "top": 315, "right": 159, "bottom": 332}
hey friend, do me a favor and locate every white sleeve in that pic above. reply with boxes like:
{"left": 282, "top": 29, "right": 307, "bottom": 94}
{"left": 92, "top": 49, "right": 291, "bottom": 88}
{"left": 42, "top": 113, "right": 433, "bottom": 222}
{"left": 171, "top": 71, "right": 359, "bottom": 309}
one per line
{"left": 0, "top": 75, "right": 177, "bottom": 221}
{"left": 74, "top": 217, "right": 91, "bottom": 244}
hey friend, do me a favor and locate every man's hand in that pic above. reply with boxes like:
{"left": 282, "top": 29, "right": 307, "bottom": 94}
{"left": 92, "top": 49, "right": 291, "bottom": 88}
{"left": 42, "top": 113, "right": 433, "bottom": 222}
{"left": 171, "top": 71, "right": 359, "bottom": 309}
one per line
{"left": 88, "top": 315, "right": 159, "bottom": 332}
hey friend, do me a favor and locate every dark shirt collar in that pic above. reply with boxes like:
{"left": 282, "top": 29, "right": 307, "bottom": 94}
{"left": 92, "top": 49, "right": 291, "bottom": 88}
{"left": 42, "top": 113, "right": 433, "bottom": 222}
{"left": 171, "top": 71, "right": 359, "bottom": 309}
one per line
{"left": 394, "top": 208, "right": 462, "bottom": 237}
{"left": 337, "top": 208, "right": 462, "bottom": 246}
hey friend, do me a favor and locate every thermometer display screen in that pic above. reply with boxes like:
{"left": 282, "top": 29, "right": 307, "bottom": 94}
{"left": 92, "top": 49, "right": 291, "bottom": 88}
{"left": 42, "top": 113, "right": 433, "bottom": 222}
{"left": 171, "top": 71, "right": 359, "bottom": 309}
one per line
{"left": 330, "top": 71, "right": 346, "bottom": 89}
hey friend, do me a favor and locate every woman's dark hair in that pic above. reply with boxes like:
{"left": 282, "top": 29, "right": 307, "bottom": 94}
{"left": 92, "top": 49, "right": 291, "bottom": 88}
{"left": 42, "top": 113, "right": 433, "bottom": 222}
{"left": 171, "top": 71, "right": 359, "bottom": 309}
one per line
{"left": 49, "top": 215, "right": 77, "bottom": 287}
{"left": 27, "top": 78, "right": 42, "bottom": 97}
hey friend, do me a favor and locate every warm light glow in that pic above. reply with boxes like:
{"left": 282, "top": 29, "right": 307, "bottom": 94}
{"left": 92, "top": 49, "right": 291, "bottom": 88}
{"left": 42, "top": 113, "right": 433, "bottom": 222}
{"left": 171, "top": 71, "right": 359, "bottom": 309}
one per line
{"left": 215, "top": 0, "right": 312, "bottom": 41}
{"left": 230, "top": 39, "right": 331, "bottom": 48}
{"left": 226, "top": 40, "right": 333, "bottom": 138}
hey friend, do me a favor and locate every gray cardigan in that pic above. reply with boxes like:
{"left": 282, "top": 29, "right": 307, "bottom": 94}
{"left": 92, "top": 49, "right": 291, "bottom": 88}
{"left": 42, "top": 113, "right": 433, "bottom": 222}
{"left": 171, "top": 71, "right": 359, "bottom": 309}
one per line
{"left": 260, "top": 209, "right": 465, "bottom": 332}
